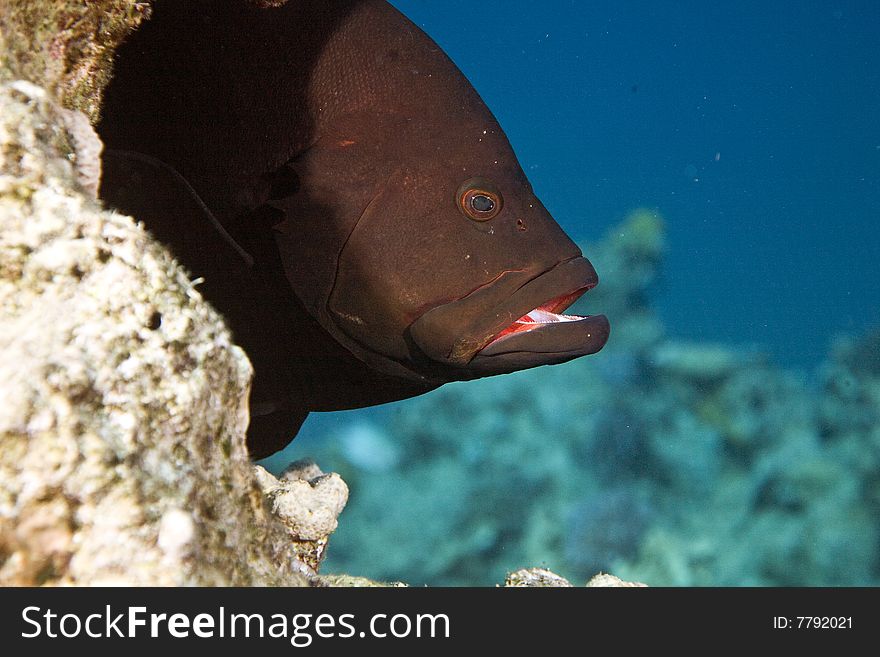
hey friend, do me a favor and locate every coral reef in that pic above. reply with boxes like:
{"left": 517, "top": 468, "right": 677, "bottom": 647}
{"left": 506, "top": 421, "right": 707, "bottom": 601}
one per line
{"left": 0, "top": 78, "right": 347, "bottom": 585}
{"left": 585, "top": 573, "right": 647, "bottom": 588}
{"left": 502, "top": 567, "right": 645, "bottom": 587}
{"left": 505, "top": 568, "right": 573, "bottom": 587}
{"left": 0, "top": 0, "right": 150, "bottom": 121}
{"left": 0, "top": 0, "right": 348, "bottom": 586}
{"left": 285, "top": 209, "right": 879, "bottom": 587}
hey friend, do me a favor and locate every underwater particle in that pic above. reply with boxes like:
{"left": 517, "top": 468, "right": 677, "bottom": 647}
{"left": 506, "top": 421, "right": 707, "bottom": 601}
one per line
{"left": 584, "top": 405, "right": 649, "bottom": 481}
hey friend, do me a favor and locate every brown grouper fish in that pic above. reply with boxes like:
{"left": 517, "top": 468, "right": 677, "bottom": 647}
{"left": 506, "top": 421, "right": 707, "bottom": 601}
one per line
{"left": 97, "top": 0, "right": 610, "bottom": 458}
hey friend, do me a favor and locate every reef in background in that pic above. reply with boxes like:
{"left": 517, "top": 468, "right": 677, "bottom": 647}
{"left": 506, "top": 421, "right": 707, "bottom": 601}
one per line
{"left": 285, "top": 209, "right": 880, "bottom": 586}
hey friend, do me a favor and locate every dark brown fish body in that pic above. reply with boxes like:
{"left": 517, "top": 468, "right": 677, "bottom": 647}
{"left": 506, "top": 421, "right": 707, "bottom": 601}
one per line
{"left": 99, "top": 0, "right": 609, "bottom": 458}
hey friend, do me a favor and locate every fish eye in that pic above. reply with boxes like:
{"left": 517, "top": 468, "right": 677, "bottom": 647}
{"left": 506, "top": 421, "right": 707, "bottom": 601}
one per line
{"left": 457, "top": 177, "right": 503, "bottom": 221}
{"left": 470, "top": 194, "right": 495, "bottom": 213}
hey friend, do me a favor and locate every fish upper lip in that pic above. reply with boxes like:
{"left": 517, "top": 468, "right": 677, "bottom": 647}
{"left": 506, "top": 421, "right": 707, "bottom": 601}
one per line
{"left": 408, "top": 255, "right": 607, "bottom": 370}
{"left": 466, "top": 256, "right": 598, "bottom": 357}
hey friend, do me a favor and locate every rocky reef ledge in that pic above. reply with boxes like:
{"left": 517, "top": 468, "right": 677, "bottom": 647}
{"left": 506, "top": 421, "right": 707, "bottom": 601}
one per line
{"left": 0, "top": 77, "right": 314, "bottom": 585}
{"left": 0, "top": 1, "right": 637, "bottom": 587}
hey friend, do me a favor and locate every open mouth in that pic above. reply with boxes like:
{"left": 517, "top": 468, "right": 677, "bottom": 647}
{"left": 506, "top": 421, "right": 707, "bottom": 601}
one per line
{"left": 481, "top": 287, "right": 590, "bottom": 349}
{"left": 409, "top": 255, "right": 610, "bottom": 376}
{"left": 476, "top": 282, "right": 609, "bottom": 361}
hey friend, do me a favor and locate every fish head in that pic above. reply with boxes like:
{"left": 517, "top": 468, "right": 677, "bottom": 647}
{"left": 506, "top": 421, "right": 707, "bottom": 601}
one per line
{"left": 274, "top": 109, "right": 609, "bottom": 384}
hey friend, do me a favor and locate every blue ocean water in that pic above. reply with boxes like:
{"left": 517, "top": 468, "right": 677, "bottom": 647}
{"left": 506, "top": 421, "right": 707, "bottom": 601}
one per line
{"left": 266, "top": 1, "right": 880, "bottom": 585}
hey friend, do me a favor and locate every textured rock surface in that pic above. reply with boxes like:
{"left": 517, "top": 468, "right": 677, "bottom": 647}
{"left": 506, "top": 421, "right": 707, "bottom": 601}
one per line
{"left": 0, "top": 79, "right": 329, "bottom": 585}
{"left": 316, "top": 574, "right": 407, "bottom": 588}
{"left": 0, "top": 0, "right": 363, "bottom": 589}
{"left": 254, "top": 461, "right": 349, "bottom": 571}
{"left": 503, "top": 568, "right": 645, "bottom": 587}
{"left": 0, "top": 0, "right": 150, "bottom": 121}
{"left": 586, "top": 573, "right": 647, "bottom": 588}
{"left": 504, "top": 568, "right": 574, "bottom": 588}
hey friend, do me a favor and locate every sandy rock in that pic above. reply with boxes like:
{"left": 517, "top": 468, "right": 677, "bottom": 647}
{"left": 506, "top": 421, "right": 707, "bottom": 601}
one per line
{"left": 586, "top": 573, "right": 647, "bottom": 587}
{"left": 57, "top": 108, "right": 103, "bottom": 198}
{"left": 504, "top": 567, "right": 574, "bottom": 587}
{"left": 254, "top": 461, "right": 349, "bottom": 571}
{"left": 258, "top": 460, "right": 349, "bottom": 541}
{"left": 0, "top": 0, "right": 363, "bottom": 588}
{"left": 0, "top": 0, "right": 150, "bottom": 121}
{"left": 0, "top": 78, "right": 320, "bottom": 586}
{"left": 316, "top": 574, "right": 407, "bottom": 588}
{"left": 504, "top": 568, "right": 644, "bottom": 587}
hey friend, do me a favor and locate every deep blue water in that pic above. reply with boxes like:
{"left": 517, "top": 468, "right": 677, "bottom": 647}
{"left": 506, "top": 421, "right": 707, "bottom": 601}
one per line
{"left": 389, "top": 0, "right": 880, "bottom": 369}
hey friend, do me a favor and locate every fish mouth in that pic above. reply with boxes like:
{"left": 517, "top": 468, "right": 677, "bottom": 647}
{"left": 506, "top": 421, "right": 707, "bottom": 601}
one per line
{"left": 408, "top": 256, "right": 609, "bottom": 377}
{"left": 477, "top": 287, "right": 607, "bottom": 353}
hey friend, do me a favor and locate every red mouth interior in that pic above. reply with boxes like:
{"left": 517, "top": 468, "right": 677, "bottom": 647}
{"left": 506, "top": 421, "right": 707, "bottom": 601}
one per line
{"left": 488, "top": 286, "right": 590, "bottom": 344}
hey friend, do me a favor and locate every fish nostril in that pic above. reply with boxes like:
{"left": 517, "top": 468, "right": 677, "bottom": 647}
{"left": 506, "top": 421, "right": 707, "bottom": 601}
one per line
{"left": 516, "top": 218, "right": 527, "bottom": 232}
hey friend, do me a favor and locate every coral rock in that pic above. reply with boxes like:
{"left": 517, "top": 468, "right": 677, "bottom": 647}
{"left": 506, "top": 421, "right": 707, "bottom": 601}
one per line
{"left": 504, "top": 568, "right": 574, "bottom": 587}
{"left": 0, "top": 78, "right": 317, "bottom": 586}
{"left": 254, "top": 461, "right": 349, "bottom": 571}
{"left": 586, "top": 573, "right": 647, "bottom": 587}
